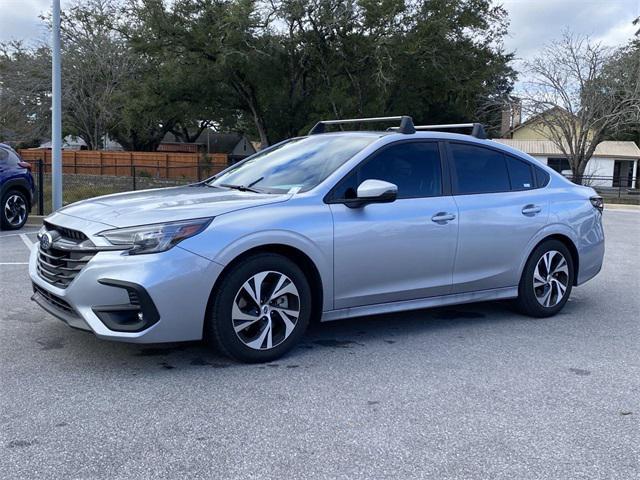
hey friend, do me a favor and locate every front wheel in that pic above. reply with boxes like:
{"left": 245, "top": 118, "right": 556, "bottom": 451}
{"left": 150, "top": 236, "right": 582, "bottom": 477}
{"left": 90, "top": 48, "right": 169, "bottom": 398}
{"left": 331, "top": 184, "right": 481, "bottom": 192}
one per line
{"left": 516, "top": 240, "right": 574, "bottom": 318}
{"left": 207, "top": 253, "right": 312, "bottom": 363}
{"left": 1, "top": 190, "right": 29, "bottom": 230}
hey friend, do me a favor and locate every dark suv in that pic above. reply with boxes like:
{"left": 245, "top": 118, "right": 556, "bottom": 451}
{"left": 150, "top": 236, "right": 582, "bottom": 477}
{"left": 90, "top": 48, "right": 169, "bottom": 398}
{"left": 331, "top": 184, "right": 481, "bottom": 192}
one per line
{"left": 0, "top": 143, "right": 35, "bottom": 230}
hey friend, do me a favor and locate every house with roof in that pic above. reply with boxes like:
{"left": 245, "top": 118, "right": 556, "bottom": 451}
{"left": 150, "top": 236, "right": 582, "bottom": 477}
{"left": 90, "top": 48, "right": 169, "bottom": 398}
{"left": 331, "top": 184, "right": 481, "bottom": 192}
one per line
{"left": 497, "top": 106, "right": 639, "bottom": 188}
{"left": 159, "top": 129, "right": 256, "bottom": 158}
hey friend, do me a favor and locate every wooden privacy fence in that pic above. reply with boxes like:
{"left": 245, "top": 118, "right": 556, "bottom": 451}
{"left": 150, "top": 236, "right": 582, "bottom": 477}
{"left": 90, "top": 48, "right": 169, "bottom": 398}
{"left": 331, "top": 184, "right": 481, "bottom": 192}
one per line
{"left": 18, "top": 149, "right": 229, "bottom": 179}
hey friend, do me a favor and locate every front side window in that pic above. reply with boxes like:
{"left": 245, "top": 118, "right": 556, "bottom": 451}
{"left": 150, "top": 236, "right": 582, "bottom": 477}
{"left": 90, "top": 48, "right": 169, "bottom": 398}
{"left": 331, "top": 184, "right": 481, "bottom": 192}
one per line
{"left": 333, "top": 142, "right": 443, "bottom": 200}
{"left": 208, "top": 135, "right": 376, "bottom": 194}
{"left": 450, "top": 143, "right": 510, "bottom": 194}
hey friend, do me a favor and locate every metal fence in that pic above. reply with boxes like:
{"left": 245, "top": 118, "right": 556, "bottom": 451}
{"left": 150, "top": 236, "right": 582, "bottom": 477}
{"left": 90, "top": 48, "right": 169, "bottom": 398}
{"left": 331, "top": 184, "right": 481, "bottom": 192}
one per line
{"left": 564, "top": 175, "right": 639, "bottom": 201}
{"left": 31, "top": 160, "right": 233, "bottom": 215}
{"left": 28, "top": 162, "right": 639, "bottom": 216}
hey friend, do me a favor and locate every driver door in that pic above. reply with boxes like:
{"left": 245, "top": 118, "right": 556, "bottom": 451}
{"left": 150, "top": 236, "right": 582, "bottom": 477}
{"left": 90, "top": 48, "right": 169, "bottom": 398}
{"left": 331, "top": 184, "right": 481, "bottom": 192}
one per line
{"left": 328, "top": 141, "right": 458, "bottom": 309}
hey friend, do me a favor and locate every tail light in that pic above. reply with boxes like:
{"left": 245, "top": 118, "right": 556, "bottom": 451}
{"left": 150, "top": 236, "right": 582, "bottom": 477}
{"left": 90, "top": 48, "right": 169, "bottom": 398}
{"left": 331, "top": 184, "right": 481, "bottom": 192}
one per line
{"left": 18, "top": 161, "right": 32, "bottom": 171}
{"left": 590, "top": 195, "right": 604, "bottom": 213}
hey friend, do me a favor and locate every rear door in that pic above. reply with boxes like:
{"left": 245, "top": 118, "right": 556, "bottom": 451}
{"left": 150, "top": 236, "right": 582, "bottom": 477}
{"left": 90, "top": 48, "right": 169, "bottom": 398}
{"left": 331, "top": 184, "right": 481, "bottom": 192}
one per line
{"left": 447, "top": 142, "right": 549, "bottom": 293}
{"left": 329, "top": 141, "right": 458, "bottom": 309}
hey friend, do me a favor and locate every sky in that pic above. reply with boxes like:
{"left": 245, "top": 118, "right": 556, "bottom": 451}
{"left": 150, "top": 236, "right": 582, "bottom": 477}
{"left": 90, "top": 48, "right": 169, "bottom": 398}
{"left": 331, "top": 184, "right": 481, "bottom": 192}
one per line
{"left": 0, "top": 0, "right": 638, "bottom": 74}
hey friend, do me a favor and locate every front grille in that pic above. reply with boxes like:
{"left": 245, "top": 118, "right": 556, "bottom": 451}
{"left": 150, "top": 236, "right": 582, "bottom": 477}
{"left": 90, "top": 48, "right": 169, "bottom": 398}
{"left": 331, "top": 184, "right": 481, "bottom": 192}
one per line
{"left": 33, "top": 283, "right": 78, "bottom": 317}
{"left": 36, "top": 246, "right": 96, "bottom": 288}
{"left": 37, "top": 222, "right": 96, "bottom": 288}
{"left": 44, "top": 221, "right": 87, "bottom": 242}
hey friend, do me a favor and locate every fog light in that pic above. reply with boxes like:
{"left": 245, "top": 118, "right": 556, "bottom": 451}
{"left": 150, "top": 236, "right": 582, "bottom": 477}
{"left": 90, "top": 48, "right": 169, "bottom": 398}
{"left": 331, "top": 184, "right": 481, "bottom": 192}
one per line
{"left": 93, "top": 279, "right": 160, "bottom": 332}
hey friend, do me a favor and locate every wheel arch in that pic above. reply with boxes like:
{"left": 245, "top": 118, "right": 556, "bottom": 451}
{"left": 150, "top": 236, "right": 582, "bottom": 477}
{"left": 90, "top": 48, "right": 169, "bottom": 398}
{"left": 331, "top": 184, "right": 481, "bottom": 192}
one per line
{"left": 527, "top": 233, "right": 580, "bottom": 286}
{"left": 205, "top": 244, "right": 325, "bottom": 334}
{"left": 1, "top": 178, "right": 33, "bottom": 211}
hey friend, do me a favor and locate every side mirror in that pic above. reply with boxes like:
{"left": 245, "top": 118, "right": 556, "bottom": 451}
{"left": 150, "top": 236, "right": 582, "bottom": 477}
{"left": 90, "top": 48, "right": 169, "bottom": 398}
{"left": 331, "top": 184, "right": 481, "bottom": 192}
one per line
{"left": 346, "top": 179, "right": 397, "bottom": 208}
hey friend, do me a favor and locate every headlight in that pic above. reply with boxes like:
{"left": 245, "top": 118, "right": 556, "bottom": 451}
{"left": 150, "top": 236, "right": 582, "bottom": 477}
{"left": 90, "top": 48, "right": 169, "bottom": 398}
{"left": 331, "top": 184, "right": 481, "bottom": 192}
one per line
{"left": 97, "top": 218, "right": 212, "bottom": 255}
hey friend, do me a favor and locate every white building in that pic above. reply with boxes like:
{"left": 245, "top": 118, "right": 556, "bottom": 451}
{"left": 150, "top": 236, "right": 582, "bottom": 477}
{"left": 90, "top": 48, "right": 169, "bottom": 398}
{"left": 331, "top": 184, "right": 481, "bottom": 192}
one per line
{"left": 493, "top": 139, "right": 639, "bottom": 188}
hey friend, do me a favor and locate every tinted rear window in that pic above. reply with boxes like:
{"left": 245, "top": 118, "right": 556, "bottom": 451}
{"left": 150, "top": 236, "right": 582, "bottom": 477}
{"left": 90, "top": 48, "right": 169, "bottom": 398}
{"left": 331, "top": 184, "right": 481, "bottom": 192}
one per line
{"left": 535, "top": 167, "right": 550, "bottom": 187}
{"left": 506, "top": 156, "right": 534, "bottom": 190}
{"left": 450, "top": 143, "right": 510, "bottom": 194}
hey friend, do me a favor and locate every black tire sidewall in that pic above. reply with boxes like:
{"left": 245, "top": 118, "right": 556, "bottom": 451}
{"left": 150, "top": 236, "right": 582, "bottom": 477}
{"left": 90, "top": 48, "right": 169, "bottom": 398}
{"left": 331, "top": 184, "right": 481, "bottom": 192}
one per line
{"left": 518, "top": 239, "right": 574, "bottom": 317}
{"left": 209, "top": 253, "right": 312, "bottom": 363}
{"left": 1, "top": 190, "right": 28, "bottom": 230}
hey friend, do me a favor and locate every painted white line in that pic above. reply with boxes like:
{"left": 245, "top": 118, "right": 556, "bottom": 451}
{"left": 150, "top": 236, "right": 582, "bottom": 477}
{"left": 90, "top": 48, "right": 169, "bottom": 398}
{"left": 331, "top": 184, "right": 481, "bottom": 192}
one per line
{"left": 19, "top": 233, "right": 35, "bottom": 251}
{"left": 0, "top": 262, "right": 29, "bottom": 265}
{"left": 605, "top": 209, "right": 640, "bottom": 214}
{"left": 0, "top": 230, "right": 40, "bottom": 238}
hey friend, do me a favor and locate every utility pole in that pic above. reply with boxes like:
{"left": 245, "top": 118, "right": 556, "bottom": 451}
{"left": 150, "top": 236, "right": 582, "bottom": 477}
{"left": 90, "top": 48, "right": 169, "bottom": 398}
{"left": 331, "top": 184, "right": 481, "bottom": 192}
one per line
{"left": 51, "top": 0, "right": 63, "bottom": 211}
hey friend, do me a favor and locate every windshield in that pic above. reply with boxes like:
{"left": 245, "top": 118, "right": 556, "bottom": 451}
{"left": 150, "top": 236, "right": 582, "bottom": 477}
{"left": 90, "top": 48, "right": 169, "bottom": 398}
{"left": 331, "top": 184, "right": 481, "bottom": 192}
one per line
{"left": 208, "top": 135, "right": 376, "bottom": 194}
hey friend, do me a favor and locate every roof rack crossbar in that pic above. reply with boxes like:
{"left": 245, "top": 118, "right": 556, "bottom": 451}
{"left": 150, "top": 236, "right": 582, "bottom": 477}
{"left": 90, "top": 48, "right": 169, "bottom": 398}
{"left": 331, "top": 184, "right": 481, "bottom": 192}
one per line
{"left": 412, "top": 123, "right": 487, "bottom": 139}
{"left": 308, "top": 115, "right": 415, "bottom": 135}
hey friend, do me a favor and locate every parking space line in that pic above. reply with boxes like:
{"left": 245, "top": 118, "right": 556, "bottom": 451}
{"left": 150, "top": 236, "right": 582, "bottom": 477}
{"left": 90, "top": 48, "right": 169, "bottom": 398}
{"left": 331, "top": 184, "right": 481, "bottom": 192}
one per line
{"left": 20, "top": 234, "right": 35, "bottom": 251}
{"left": 0, "top": 262, "right": 28, "bottom": 265}
{"left": 0, "top": 230, "right": 40, "bottom": 238}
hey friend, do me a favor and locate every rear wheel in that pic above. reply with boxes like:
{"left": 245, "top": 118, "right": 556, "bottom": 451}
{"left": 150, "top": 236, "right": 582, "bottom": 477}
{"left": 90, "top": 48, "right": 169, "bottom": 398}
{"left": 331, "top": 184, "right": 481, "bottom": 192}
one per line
{"left": 1, "top": 189, "right": 28, "bottom": 230}
{"left": 516, "top": 240, "right": 574, "bottom": 317}
{"left": 207, "top": 253, "right": 312, "bottom": 363}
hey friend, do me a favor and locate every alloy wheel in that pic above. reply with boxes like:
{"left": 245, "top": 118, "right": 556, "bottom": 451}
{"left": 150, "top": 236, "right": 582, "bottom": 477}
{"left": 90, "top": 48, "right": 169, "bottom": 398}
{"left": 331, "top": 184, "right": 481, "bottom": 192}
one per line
{"left": 533, "top": 250, "right": 569, "bottom": 308}
{"left": 231, "top": 270, "right": 301, "bottom": 350}
{"left": 4, "top": 194, "right": 27, "bottom": 227}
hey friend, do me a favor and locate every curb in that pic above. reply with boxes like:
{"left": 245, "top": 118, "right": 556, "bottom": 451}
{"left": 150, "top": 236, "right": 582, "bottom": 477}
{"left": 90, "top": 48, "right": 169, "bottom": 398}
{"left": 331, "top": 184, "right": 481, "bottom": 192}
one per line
{"left": 604, "top": 204, "right": 640, "bottom": 212}
{"left": 26, "top": 215, "right": 45, "bottom": 226}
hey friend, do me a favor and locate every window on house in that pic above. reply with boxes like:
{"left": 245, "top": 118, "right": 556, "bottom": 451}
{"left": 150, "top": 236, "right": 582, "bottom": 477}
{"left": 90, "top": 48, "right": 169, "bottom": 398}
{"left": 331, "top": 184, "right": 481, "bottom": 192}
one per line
{"left": 613, "top": 160, "right": 634, "bottom": 188}
{"left": 547, "top": 158, "right": 571, "bottom": 173}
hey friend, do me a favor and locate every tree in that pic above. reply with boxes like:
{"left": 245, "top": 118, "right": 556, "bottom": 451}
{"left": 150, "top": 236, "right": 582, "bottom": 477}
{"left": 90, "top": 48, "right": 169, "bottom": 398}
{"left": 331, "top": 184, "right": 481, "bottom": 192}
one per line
{"left": 603, "top": 38, "right": 640, "bottom": 145}
{"left": 520, "top": 32, "right": 640, "bottom": 184}
{"left": 125, "top": 0, "right": 269, "bottom": 144}
{"left": 126, "top": 0, "right": 514, "bottom": 146}
{"left": 0, "top": 42, "right": 51, "bottom": 147}
{"left": 60, "top": 0, "right": 136, "bottom": 149}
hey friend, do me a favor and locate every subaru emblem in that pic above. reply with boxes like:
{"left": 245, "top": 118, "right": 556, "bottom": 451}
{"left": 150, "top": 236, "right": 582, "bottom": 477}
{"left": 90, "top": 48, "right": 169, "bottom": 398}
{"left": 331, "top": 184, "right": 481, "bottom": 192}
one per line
{"left": 40, "top": 232, "right": 53, "bottom": 250}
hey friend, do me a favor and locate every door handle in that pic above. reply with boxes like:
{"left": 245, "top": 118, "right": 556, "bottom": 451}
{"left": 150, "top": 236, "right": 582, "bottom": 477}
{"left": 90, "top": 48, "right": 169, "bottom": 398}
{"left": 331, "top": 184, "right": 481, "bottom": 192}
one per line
{"left": 431, "top": 212, "right": 456, "bottom": 223}
{"left": 522, "top": 204, "right": 542, "bottom": 216}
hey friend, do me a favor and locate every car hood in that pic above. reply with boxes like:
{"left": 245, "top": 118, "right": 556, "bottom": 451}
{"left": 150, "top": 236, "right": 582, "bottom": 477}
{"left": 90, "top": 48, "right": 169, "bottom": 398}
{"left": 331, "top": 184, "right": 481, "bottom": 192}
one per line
{"left": 56, "top": 185, "right": 289, "bottom": 228}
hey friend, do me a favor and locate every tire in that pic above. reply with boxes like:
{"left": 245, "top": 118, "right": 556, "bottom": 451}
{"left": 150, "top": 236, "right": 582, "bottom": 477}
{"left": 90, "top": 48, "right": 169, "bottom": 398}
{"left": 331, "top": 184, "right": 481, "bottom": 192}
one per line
{"left": 515, "top": 239, "right": 574, "bottom": 318}
{"left": 1, "top": 189, "right": 29, "bottom": 230}
{"left": 207, "top": 253, "right": 312, "bottom": 363}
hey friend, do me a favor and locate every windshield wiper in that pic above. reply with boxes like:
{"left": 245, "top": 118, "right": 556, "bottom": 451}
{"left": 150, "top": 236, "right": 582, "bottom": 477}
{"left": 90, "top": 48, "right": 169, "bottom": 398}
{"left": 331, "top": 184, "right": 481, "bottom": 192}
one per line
{"left": 218, "top": 177, "right": 264, "bottom": 193}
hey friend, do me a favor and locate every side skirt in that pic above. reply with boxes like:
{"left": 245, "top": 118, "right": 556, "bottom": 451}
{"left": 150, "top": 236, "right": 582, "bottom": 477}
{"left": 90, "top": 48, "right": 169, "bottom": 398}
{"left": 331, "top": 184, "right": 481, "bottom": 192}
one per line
{"left": 320, "top": 287, "right": 518, "bottom": 322}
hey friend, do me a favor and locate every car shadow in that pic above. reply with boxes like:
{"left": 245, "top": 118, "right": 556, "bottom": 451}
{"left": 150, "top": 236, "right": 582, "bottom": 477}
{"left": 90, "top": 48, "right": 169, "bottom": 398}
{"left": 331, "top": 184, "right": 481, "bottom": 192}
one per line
{"left": 28, "top": 299, "right": 543, "bottom": 373}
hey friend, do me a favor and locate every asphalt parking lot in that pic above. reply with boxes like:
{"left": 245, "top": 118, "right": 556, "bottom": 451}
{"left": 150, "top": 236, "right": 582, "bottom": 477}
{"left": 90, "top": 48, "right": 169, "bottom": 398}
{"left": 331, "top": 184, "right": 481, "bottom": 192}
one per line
{"left": 1, "top": 210, "right": 638, "bottom": 480}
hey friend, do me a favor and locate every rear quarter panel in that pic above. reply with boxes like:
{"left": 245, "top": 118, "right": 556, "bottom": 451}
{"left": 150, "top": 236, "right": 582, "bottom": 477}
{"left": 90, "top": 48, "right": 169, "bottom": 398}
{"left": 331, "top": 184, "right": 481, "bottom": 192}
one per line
{"left": 517, "top": 181, "right": 604, "bottom": 286}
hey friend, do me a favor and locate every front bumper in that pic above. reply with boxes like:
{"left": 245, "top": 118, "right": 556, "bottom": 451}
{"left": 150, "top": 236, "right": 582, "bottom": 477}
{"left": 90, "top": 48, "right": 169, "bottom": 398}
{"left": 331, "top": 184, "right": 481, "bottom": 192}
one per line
{"left": 29, "top": 241, "right": 224, "bottom": 343}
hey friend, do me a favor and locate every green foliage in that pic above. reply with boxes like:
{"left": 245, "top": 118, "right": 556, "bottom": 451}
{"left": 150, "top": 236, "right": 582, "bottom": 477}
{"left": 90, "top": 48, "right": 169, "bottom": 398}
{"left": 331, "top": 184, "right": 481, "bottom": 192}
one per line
{"left": 0, "top": 42, "right": 52, "bottom": 146}
{"left": 602, "top": 38, "right": 640, "bottom": 143}
{"left": 2, "top": 0, "right": 516, "bottom": 148}
{"left": 126, "top": 0, "right": 515, "bottom": 145}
